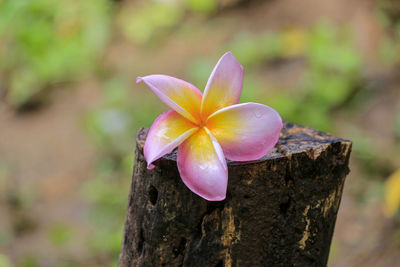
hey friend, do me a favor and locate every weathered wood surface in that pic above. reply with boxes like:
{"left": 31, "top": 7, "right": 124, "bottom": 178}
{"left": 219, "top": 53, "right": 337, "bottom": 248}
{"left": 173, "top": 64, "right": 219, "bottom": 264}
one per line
{"left": 118, "top": 122, "right": 352, "bottom": 267}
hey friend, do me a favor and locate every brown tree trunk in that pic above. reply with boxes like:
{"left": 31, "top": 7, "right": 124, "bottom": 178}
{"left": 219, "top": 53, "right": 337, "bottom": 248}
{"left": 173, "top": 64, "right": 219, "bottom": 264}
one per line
{"left": 118, "top": 122, "right": 352, "bottom": 267}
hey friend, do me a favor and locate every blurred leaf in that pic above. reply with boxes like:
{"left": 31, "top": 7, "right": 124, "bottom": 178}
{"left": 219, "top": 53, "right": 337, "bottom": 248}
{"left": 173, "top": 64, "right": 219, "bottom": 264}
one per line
{"left": 118, "top": 1, "right": 184, "bottom": 44}
{"left": 328, "top": 240, "right": 338, "bottom": 264}
{"left": 7, "top": 69, "right": 40, "bottom": 107}
{"left": 185, "top": 58, "right": 213, "bottom": 89}
{"left": 84, "top": 78, "right": 137, "bottom": 156}
{"left": 81, "top": 167, "right": 129, "bottom": 261}
{"left": 360, "top": 180, "right": 385, "bottom": 206}
{"left": 0, "top": 163, "right": 9, "bottom": 195}
{"left": 308, "top": 22, "right": 360, "bottom": 72}
{"left": 56, "top": 259, "right": 80, "bottom": 267}
{"left": 86, "top": 224, "right": 124, "bottom": 256}
{"left": 396, "top": 111, "right": 400, "bottom": 140}
{"left": 229, "top": 29, "right": 307, "bottom": 67}
{"left": 396, "top": 229, "right": 400, "bottom": 246}
{"left": 379, "top": 38, "right": 399, "bottom": 66}
{"left": 348, "top": 126, "right": 376, "bottom": 161}
{"left": 82, "top": 172, "right": 128, "bottom": 214}
{"left": 259, "top": 32, "right": 284, "bottom": 60}
{"left": 266, "top": 92, "right": 299, "bottom": 121}
{"left": 229, "top": 31, "right": 286, "bottom": 67}
{"left": 302, "top": 22, "right": 362, "bottom": 124}
{"left": 19, "top": 255, "right": 38, "bottom": 267}
{"left": 281, "top": 27, "right": 308, "bottom": 57}
{"left": 376, "top": 7, "right": 392, "bottom": 28}
{"left": 0, "top": 254, "right": 11, "bottom": 267}
{"left": 384, "top": 169, "right": 400, "bottom": 216}
{"left": 121, "top": 153, "right": 134, "bottom": 175}
{"left": 0, "top": 0, "right": 111, "bottom": 108}
{"left": 240, "top": 74, "right": 263, "bottom": 102}
{"left": 230, "top": 32, "right": 264, "bottom": 66}
{"left": 307, "top": 72, "right": 354, "bottom": 106}
{"left": 49, "top": 223, "right": 74, "bottom": 247}
{"left": 298, "top": 107, "right": 332, "bottom": 131}
{"left": 0, "top": 229, "right": 13, "bottom": 247}
{"left": 185, "top": 0, "right": 217, "bottom": 14}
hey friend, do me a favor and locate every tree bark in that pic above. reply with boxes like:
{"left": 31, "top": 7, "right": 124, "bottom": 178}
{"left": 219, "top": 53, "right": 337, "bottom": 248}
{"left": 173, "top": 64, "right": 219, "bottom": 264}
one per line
{"left": 118, "top": 122, "right": 352, "bottom": 267}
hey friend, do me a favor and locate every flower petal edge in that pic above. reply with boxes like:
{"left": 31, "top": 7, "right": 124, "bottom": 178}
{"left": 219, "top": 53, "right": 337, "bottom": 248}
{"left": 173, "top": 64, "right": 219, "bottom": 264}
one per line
{"left": 144, "top": 110, "right": 198, "bottom": 169}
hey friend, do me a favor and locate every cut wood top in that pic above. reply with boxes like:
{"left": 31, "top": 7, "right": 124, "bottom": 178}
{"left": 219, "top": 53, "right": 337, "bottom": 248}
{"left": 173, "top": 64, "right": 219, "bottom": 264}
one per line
{"left": 136, "top": 122, "right": 352, "bottom": 166}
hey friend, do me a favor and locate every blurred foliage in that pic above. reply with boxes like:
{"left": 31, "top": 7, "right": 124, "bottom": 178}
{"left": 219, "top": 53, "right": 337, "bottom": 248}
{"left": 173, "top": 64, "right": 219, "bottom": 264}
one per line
{"left": 377, "top": 5, "right": 400, "bottom": 243}
{"left": 173, "top": 22, "right": 363, "bottom": 132}
{"left": 18, "top": 254, "right": 39, "bottom": 267}
{"left": 117, "top": 0, "right": 219, "bottom": 45}
{"left": 347, "top": 126, "right": 380, "bottom": 174}
{"left": 384, "top": 169, "right": 400, "bottom": 218}
{"left": 48, "top": 223, "right": 74, "bottom": 247}
{"left": 84, "top": 77, "right": 162, "bottom": 157}
{"left": 185, "top": 0, "right": 217, "bottom": 14}
{"left": 396, "top": 112, "right": 400, "bottom": 140}
{"left": 118, "top": 1, "right": 184, "bottom": 45}
{"left": 227, "top": 22, "right": 362, "bottom": 132}
{"left": 185, "top": 58, "right": 215, "bottom": 89}
{"left": 0, "top": 254, "right": 11, "bottom": 267}
{"left": 82, "top": 79, "right": 136, "bottom": 264}
{"left": 80, "top": 155, "right": 133, "bottom": 265}
{"left": 396, "top": 230, "right": 400, "bottom": 247}
{"left": 0, "top": 0, "right": 111, "bottom": 108}
{"left": 384, "top": 169, "right": 400, "bottom": 246}
{"left": 229, "top": 29, "right": 306, "bottom": 66}
{"left": 82, "top": 76, "right": 166, "bottom": 264}
{"left": 377, "top": 1, "right": 400, "bottom": 68}
{"left": 379, "top": 37, "right": 400, "bottom": 66}
{"left": 84, "top": 78, "right": 136, "bottom": 157}
{"left": 379, "top": 0, "right": 400, "bottom": 25}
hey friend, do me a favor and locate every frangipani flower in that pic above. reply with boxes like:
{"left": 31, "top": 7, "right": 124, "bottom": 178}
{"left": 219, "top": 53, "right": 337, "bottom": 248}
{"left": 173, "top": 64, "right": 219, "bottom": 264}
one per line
{"left": 137, "top": 52, "right": 282, "bottom": 201}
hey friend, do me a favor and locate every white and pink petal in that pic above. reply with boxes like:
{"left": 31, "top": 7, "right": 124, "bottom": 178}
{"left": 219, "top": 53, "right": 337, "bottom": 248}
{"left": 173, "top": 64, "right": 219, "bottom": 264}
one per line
{"left": 177, "top": 128, "right": 228, "bottom": 201}
{"left": 206, "top": 103, "right": 282, "bottom": 161}
{"left": 201, "top": 51, "right": 244, "bottom": 119}
{"left": 137, "top": 75, "right": 203, "bottom": 124}
{"left": 144, "top": 110, "right": 198, "bottom": 169}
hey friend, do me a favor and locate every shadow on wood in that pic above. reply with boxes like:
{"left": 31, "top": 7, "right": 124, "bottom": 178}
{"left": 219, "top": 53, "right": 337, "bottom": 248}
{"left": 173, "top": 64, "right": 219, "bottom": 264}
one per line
{"left": 118, "top": 122, "right": 352, "bottom": 267}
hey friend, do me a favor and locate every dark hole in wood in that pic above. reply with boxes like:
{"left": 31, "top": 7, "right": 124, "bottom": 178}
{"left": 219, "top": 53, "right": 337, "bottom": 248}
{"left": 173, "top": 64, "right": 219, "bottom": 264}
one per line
{"left": 137, "top": 228, "right": 144, "bottom": 254}
{"left": 148, "top": 185, "right": 158, "bottom": 205}
{"left": 279, "top": 197, "right": 291, "bottom": 215}
{"left": 244, "top": 194, "right": 251, "bottom": 199}
{"left": 173, "top": 237, "right": 187, "bottom": 257}
{"left": 215, "top": 260, "right": 223, "bottom": 267}
{"left": 284, "top": 170, "right": 293, "bottom": 185}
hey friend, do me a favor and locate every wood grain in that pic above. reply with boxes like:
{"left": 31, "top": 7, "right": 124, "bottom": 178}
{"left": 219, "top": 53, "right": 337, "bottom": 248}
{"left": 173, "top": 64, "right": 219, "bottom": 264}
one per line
{"left": 118, "top": 122, "right": 352, "bottom": 267}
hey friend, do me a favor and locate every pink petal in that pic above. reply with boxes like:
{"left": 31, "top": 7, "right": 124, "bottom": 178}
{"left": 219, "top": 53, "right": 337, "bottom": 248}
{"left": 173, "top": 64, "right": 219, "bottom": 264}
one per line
{"left": 137, "top": 75, "right": 203, "bottom": 124}
{"left": 206, "top": 103, "right": 282, "bottom": 161}
{"left": 144, "top": 110, "right": 198, "bottom": 169}
{"left": 177, "top": 128, "right": 228, "bottom": 201}
{"left": 201, "top": 51, "right": 244, "bottom": 119}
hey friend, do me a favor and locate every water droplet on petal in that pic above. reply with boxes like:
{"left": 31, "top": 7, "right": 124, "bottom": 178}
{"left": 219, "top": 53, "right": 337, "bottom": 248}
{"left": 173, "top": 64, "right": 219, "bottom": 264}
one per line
{"left": 254, "top": 110, "right": 263, "bottom": 118}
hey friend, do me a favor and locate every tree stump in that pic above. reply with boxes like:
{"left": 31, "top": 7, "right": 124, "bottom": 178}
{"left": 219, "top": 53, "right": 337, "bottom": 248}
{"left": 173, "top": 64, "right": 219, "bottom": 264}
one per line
{"left": 118, "top": 122, "right": 352, "bottom": 267}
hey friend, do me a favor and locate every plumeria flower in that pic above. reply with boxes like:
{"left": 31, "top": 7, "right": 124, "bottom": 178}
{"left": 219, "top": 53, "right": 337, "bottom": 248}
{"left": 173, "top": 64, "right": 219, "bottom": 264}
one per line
{"left": 137, "top": 52, "right": 282, "bottom": 201}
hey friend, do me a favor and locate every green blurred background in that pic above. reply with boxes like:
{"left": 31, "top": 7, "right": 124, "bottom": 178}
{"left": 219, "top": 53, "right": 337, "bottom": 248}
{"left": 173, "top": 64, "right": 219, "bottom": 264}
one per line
{"left": 0, "top": 0, "right": 400, "bottom": 266}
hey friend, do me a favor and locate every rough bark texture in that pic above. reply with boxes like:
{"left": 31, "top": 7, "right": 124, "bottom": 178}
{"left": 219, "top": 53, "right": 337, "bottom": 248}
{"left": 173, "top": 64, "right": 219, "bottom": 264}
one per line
{"left": 118, "top": 122, "right": 352, "bottom": 267}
